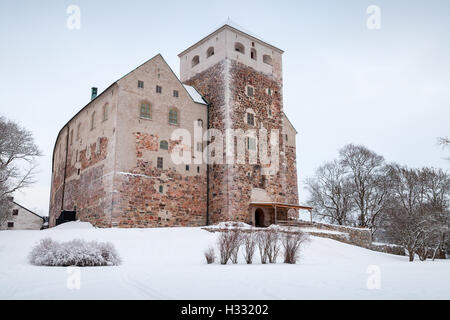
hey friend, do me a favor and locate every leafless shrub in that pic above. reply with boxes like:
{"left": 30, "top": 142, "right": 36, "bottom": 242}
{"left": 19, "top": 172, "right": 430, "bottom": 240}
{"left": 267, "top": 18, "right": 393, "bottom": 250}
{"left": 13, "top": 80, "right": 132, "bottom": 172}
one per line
{"left": 267, "top": 228, "right": 281, "bottom": 263}
{"left": 204, "top": 246, "right": 215, "bottom": 264}
{"left": 282, "top": 228, "right": 309, "bottom": 264}
{"left": 256, "top": 229, "right": 280, "bottom": 264}
{"left": 242, "top": 229, "right": 257, "bottom": 264}
{"left": 28, "top": 238, "right": 121, "bottom": 266}
{"left": 217, "top": 227, "right": 241, "bottom": 265}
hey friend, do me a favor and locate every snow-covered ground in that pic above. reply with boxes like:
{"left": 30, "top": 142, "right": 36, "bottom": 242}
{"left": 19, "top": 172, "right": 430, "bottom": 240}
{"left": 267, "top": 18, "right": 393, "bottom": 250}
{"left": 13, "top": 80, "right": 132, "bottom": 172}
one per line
{"left": 0, "top": 222, "right": 448, "bottom": 299}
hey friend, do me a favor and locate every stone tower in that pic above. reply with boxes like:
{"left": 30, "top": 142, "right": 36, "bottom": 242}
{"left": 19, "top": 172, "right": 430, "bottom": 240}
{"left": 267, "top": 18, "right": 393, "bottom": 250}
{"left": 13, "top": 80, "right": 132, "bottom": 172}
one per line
{"left": 179, "top": 22, "right": 299, "bottom": 225}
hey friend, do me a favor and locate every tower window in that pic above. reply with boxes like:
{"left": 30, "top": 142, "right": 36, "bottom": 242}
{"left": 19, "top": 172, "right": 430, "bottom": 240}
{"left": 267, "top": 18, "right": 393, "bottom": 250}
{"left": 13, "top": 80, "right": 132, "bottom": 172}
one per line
{"left": 197, "top": 166, "right": 200, "bottom": 173}
{"left": 191, "top": 55, "right": 200, "bottom": 67}
{"left": 251, "top": 48, "right": 257, "bottom": 60}
{"left": 7, "top": 222, "right": 14, "bottom": 228}
{"left": 235, "top": 42, "right": 245, "bottom": 54}
{"left": 140, "top": 102, "right": 151, "bottom": 119}
{"left": 138, "top": 80, "right": 144, "bottom": 89}
{"left": 159, "top": 185, "right": 163, "bottom": 193}
{"left": 267, "top": 88, "right": 272, "bottom": 96}
{"left": 12, "top": 209, "right": 18, "bottom": 216}
{"left": 247, "top": 112, "right": 255, "bottom": 126}
{"left": 173, "top": 90, "right": 179, "bottom": 98}
{"left": 268, "top": 107, "right": 272, "bottom": 117}
{"left": 196, "top": 142, "right": 203, "bottom": 152}
{"left": 169, "top": 109, "right": 178, "bottom": 125}
{"left": 197, "top": 119, "right": 203, "bottom": 127}
{"left": 246, "top": 86, "right": 254, "bottom": 97}
{"left": 160, "top": 140, "right": 168, "bottom": 150}
{"left": 263, "top": 54, "right": 272, "bottom": 66}
{"left": 207, "top": 47, "right": 214, "bottom": 58}
{"left": 186, "top": 165, "right": 190, "bottom": 171}
{"left": 156, "top": 85, "right": 162, "bottom": 94}
{"left": 157, "top": 157, "right": 163, "bottom": 169}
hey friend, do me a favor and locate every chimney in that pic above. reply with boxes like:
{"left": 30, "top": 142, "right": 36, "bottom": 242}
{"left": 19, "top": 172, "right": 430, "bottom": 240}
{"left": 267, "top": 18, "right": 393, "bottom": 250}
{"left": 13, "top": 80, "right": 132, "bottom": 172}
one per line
{"left": 91, "top": 87, "right": 98, "bottom": 100}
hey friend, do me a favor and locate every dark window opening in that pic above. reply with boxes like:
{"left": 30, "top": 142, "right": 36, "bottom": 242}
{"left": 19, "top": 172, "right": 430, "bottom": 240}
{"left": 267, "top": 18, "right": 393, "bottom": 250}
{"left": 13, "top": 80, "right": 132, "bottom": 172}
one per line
{"left": 186, "top": 165, "right": 190, "bottom": 171}
{"left": 156, "top": 85, "right": 162, "bottom": 94}
{"left": 157, "top": 157, "right": 163, "bottom": 169}
{"left": 12, "top": 209, "right": 18, "bottom": 216}
{"left": 138, "top": 80, "right": 144, "bottom": 88}
{"left": 173, "top": 90, "right": 179, "bottom": 98}
{"left": 247, "top": 113, "right": 255, "bottom": 126}
{"left": 159, "top": 185, "right": 163, "bottom": 193}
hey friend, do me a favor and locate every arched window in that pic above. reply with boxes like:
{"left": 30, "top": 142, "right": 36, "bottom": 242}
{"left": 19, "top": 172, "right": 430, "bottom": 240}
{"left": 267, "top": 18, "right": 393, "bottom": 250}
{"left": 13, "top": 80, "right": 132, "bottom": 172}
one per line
{"left": 191, "top": 55, "right": 200, "bottom": 67}
{"left": 207, "top": 47, "right": 214, "bottom": 58}
{"left": 251, "top": 48, "right": 257, "bottom": 60}
{"left": 103, "top": 104, "right": 108, "bottom": 121}
{"left": 90, "top": 111, "right": 96, "bottom": 130}
{"left": 235, "top": 42, "right": 245, "bottom": 54}
{"left": 263, "top": 54, "right": 272, "bottom": 65}
{"left": 160, "top": 140, "right": 168, "bottom": 150}
{"left": 140, "top": 102, "right": 151, "bottom": 119}
{"left": 169, "top": 109, "right": 178, "bottom": 125}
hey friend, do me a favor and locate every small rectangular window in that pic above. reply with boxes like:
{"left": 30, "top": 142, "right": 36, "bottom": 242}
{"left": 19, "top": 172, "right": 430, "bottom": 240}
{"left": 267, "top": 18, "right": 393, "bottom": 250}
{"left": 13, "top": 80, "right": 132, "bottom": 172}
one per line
{"left": 186, "top": 165, "right": 190, "bottom": 171}
{"left": 157, "top": 157, "right": 163, "bottom": 169}
{"left": 159, "top": 185, "right": 163, "bottom": 193}
{"left": 140, "top": 103, "right": 151, "bottom": 119}
{"left": 173, "top": 90, "right": 179, "bottom": 98}
{"left": 12, "top": 209, "right": 18, "bottom": 216}
{"left": 247, "top": 113, "right": 255, "bottom": 126}
{"left": 156, "top": 85, "right": 162, "bottom": 94}
{"left": 247, "top": 86, "right": 254, "bottom": 97}
{"left": 196, "top": 142, "right": 203, "bottom": 152}
{"left": 197, "top": 166, "right": 200, "bottom": 173}
{"left": 7, "top": 222, "right": 14, "bottom": 228}
{"left": 247, "top": 137, "right": 256, "bottom": 151}
{"left": 286, "top": 134, "right": 288, "bottom": 141}
{"left": 138, "top": 80, "right": 144, "bottom": 88}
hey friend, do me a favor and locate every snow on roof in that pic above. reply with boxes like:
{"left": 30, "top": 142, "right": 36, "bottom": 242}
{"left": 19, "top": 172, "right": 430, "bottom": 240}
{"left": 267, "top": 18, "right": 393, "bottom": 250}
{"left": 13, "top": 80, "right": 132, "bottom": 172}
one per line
{"left": 183, "top": 85, "right": 207, "bottom": 105}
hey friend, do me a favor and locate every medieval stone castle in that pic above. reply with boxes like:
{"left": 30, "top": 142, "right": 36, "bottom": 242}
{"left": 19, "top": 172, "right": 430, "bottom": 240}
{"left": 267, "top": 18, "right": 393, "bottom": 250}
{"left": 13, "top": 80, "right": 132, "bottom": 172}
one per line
{"left": 49, "top": 22, "right": 301, "bottom": 228}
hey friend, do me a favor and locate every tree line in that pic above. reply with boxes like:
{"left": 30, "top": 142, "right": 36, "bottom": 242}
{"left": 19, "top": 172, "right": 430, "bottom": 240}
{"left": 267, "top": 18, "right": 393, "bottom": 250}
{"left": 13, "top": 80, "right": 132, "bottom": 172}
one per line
{"left": 306, "top": 143, "right": 449, "bottom": 261}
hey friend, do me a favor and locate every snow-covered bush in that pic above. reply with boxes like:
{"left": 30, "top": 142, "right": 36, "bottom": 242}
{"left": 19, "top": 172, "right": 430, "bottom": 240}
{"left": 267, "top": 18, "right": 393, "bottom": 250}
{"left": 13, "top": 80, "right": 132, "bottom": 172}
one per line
{"left": 204, "top": 246, "right": 215, "bottom": 264}
{"left": 28, "top": 238, "right": 121, "bottom": 267}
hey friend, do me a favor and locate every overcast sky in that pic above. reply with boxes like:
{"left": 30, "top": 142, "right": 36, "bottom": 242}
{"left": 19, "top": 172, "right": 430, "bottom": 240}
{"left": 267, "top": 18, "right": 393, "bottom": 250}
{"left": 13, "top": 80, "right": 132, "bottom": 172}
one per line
{"left": 1, "top": 0, "right": 449, "bottom": 216}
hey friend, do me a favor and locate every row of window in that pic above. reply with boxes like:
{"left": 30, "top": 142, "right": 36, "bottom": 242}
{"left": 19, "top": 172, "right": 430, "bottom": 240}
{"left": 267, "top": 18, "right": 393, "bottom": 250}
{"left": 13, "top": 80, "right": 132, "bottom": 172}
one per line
{"left": 137, "top": 81, "right": 179, "bottom": 98}
{"left": 140, "top": 103, "right": 179, "bottom": 125}
{"left": 156, "top": 156, "right": 202, "bottom": 172}
{"left": 246, "top": 86, "right": 273, "bottom": 98}
{"left": 191, "top": 43, "right": 273, "bottom": 68}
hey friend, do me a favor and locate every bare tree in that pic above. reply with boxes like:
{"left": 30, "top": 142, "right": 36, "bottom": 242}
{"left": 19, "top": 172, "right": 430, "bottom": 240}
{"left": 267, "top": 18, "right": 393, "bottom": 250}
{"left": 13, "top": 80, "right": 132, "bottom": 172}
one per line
{"left": 306, "top": 160, "right": 353, "bottom": 225}
{"left": 0, "top": 116, "right": 41, "bottom": 226}
{"left": 384, "top": 164, "right": 430, "bottom": 261}
{"left": 339, "top": 144, "right": 390, "bottom": 234}
{"left": 438, "top": 137, "right": 450, "bottom": 161}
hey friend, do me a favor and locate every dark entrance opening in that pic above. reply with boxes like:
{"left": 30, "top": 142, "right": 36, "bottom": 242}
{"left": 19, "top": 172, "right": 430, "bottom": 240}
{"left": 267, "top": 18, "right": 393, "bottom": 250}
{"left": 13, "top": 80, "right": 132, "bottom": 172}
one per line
{"left": 255, "top": 208, "right": 265, "bottom": 227}
{"left": 56, "top": 210, "right": 76, "bottom": 226}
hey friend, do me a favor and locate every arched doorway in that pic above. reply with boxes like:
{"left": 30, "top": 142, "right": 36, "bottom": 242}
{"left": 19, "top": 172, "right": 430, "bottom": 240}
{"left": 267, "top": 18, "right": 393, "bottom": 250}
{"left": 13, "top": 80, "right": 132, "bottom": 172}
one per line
{"left": 255, "top": 208, "right": 265, "bottom": 227}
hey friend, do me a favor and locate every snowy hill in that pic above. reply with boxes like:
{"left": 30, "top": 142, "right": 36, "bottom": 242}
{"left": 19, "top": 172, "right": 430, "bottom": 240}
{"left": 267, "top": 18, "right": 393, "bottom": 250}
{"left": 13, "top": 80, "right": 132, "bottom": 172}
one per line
{"left": 0, "top": 222, "right": 448, "bottom": 299}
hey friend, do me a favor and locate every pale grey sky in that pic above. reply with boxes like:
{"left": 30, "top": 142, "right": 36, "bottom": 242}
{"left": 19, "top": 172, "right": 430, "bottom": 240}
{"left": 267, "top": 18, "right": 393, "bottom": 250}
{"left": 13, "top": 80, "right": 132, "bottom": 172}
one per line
{"left": 0, "top": 0, "right": 449, "bottom": 216}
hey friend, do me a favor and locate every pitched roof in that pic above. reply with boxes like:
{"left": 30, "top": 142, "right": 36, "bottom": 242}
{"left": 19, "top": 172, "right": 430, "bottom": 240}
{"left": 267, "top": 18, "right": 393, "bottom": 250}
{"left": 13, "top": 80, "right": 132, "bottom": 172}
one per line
{"left": 11, "top": 200, "right": 44, "bottom": 220}
{"left": 52, "top": 54, "right": 208, "bottom": 168}
{"left": 178, "top": 19, "right": 284, "bottom": 57}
